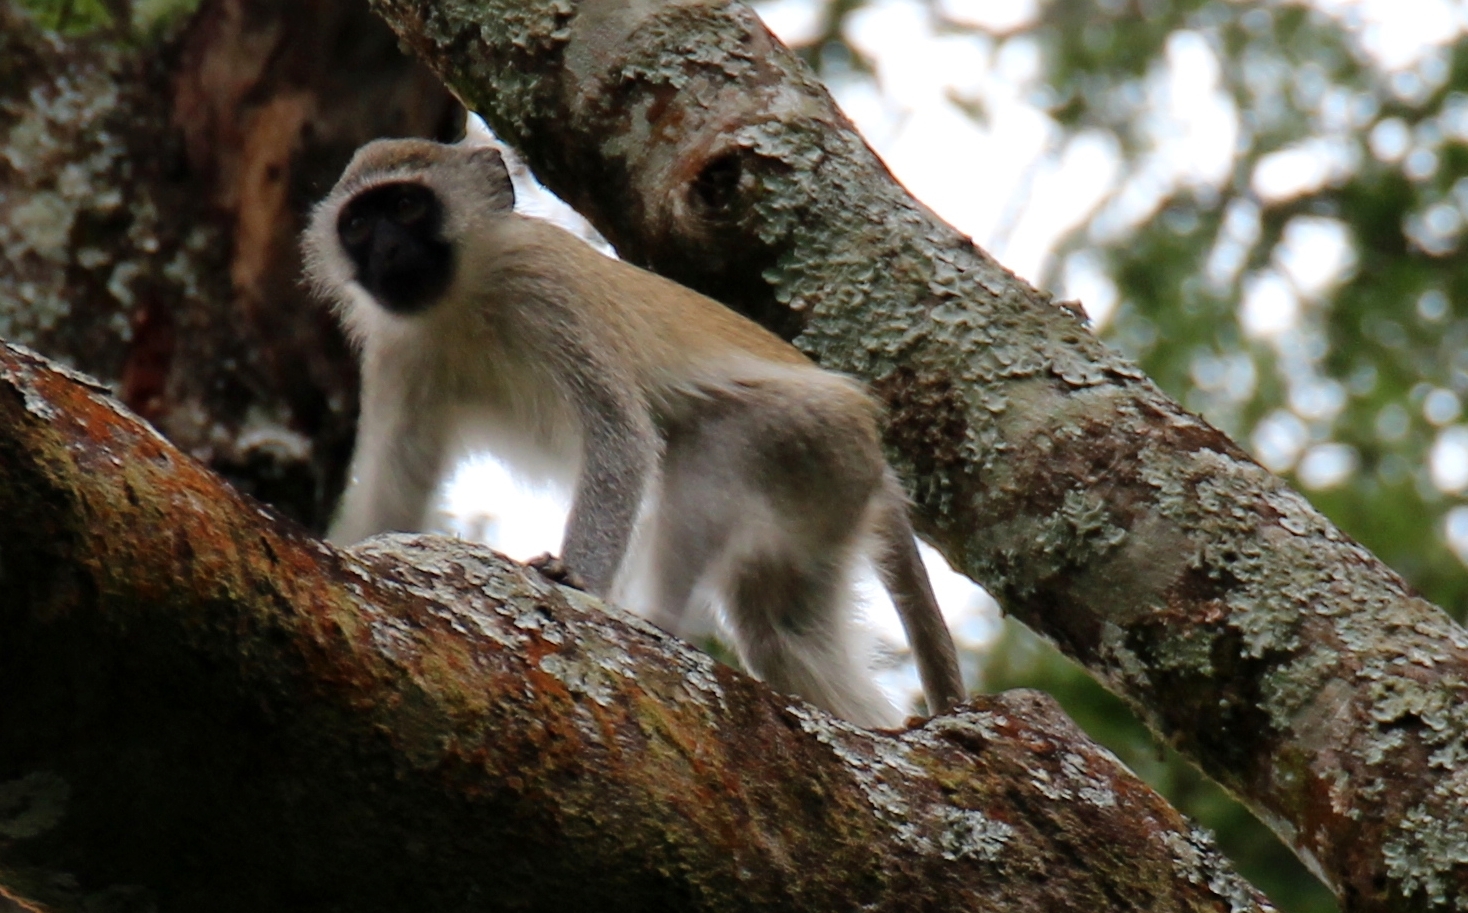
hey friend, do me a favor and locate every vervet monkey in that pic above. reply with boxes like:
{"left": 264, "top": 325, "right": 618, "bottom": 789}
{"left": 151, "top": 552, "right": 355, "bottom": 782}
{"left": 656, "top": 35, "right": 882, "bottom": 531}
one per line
{"left": 302, "top": 137, "right": 964, "bottom": 727}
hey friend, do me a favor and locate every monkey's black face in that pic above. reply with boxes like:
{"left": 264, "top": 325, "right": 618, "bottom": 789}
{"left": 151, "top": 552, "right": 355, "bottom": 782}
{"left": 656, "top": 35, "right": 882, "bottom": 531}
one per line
{"left": 337, "top": 183, "right": 454, "bottom": 315}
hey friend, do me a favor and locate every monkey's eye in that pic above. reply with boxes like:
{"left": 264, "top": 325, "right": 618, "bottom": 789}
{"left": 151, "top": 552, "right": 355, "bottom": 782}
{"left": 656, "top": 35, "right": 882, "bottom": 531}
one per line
{"left": 394, "top": 192, "right": 428, "bottom": 224}
{"left": 340, "top": 213, "right": 372, "bottom": 247}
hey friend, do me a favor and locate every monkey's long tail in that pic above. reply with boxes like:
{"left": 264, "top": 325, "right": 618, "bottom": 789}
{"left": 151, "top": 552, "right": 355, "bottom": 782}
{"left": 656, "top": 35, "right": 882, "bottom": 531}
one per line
{"left": 874, "top": 474, "right": 967, "bottom": 716}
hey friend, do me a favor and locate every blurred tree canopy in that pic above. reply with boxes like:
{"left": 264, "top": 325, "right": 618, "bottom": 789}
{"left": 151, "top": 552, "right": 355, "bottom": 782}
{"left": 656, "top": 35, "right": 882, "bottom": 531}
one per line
{"left": 1039, "top": 0, "right": 1468, "bottom": 617}
{"left": 774, "top": 1, "right": 1468, "bottom": 911}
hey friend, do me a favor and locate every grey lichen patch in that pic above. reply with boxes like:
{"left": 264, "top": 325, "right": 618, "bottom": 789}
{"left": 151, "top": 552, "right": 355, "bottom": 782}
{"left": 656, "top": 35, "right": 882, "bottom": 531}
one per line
{"left": 538, "top": 652, "right": 622, "bottom": 708}
{"left": 1030, "top": 488, "right": 1128, "bottom": 582}
{"left": 8, "top": 365, "right": 60, "bottom": 421}
{"left": 925, "top": 710, "right": 1007, "bottom": 745}
{"left": 786, "top": 704, "right": 1013, "bottom": 862}
{"left": 9, "top": 190, "right": 76, "bottom": 263}
{"left": 1359, "top": 717, "right": 1401, "bottom": 772}
{"left": 346, "top": 534, "right": 727, "bottom": 710}
{"left": 1015, "top": 744, "right": 1122, "bottom": 809}
{"left": 0, "top": 771, "right": 69, "bottom": 839}
{"left": 1099, "top": 620, "right": 1156, "bottom": 701}
{"left": 1163, "top": 827, "right": 1276, "bottom": 913}
{"left": 1063, "top": 751, "right": 1119, "bottom": 808}
{"left": 1133, "top": 425, "right": 1468, "bottom": 837}
{"left": 359, "top": 599, "right": 416, "bottom": 662}
{"left": 1260, "top": 487, "right": 1331, "bottom": 538}
{"left": 1226, "top": 586, "right": 1301, "bottom": 659}
{"left": 343, "top": 538, "right": 532, "bottom": 657}
{"left": 1143, "top": 455, "right": 1326, "bottom": 657}
{"left": 419, "top": 0, "right": 573, "bottom": 140}
{"left": 1360, "top": 667, "right": 1468, "bottom": 775}
{"left": 554, "top": 586, "right": 730, "bottom": 708}
{"left": 675, "top": 648, "right": 724, "bottom": 703}
{"left": 786, "top": 704, "right": 921, "bottom": 843}
{"left": 610, "top": 2, "right": 759, "bottom": 93}
{"left": 1367, "top": 670, "right": 1453, "bottom": 727}
{"left": 1190, "top": 466, "right": 1271, "bottom": 539}
{"left": 792, "top": 214, "right": 1108, "bottom": 396}
{"left": 1150, "top": 623, "right": 1218, "bottom": 677}
{"left": 933, "top": 804, "right": 1014, "bottom": 862}
{"left": 1172, "top": 471, "right": 1468, "bottom": 892}
{"left": 1416, "top": 615, "right": 1468, "bottom": 652}
{"left": 0, "top": 45, "right": 140, "bottom": 351}
{"left": 157, "top": 225, "right": 217, "bottom": 307}
{"left": 509, "top": 600, "right": 565, "bottom": 645}
{"left": 1425, "top": 700, "right": 1468, "bottom": 770}
{"left": 1382, "top": 785, "right": 1468, "bottom": 911}
{"left": 1, "top": 340, "right": 115, "bottom": 421}
{"left": 1260, "top": 645, "right": 1342, "bottom": 731}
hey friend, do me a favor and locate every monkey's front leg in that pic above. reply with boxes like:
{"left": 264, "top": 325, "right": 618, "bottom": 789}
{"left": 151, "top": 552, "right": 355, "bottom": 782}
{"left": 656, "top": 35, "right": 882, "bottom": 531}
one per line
{"left": 554, "top": 406, "right": 658, "bottom": 598}
{"left": 328, "top": 389, "right": 451, "bottom": 545}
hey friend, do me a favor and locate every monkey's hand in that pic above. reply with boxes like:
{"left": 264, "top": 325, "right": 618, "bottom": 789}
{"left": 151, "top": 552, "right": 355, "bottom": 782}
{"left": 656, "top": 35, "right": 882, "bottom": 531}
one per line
{"left": 526, "top": 553, "right": 587, "bottom": 591}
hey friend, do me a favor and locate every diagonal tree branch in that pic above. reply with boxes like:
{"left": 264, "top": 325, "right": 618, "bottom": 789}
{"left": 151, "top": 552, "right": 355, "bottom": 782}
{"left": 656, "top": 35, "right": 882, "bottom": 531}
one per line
{"left": 0, "top": 340, "right": 1270, "bottom": 911}
{"left": 363, "top": 1, "right": 1468, "bottom": 909}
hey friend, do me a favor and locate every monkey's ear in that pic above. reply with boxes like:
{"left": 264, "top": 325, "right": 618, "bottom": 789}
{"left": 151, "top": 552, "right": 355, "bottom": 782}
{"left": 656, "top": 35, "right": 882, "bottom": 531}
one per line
{"left": 466, "top": 145, "right": 516, "bottom": 209}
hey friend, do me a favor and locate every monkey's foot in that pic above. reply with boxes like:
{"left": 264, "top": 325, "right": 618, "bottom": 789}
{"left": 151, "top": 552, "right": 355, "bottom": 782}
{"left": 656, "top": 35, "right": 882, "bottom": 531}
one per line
{"left": 526, "top": 553, "right": 587, "bottom": 591}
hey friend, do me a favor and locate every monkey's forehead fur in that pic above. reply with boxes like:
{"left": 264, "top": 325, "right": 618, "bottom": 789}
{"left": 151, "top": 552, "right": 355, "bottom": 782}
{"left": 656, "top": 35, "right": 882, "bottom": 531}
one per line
{"left": 329, "top": 138, "right": 510, "bottom": 204}
{"left": 303, "top": 138, "right": 514, "bottom": 305}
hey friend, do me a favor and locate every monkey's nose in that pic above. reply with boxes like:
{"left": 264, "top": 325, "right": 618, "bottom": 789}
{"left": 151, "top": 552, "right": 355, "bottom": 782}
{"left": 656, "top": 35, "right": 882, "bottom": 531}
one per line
{"left": 373, "top": 230, "right": 403, "bottom": 266}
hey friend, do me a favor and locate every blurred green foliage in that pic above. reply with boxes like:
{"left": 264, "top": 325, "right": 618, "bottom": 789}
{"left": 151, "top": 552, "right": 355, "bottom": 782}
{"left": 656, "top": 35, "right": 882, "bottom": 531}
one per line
{"left": 788, "top": 0, "right": 1468, "bottom": 910}
{"left": 1035, "top": 0, "right": 1468, "bottom": 619}
{"left": 18, "top": 0, "right": 116, "bottom": 34}
{"left": 18, "top": 0, "right": 199, "bottom": 37}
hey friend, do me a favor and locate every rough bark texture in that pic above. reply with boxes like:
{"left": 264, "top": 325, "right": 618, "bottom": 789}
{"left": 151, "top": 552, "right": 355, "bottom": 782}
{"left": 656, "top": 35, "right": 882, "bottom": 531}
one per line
{"left": 0, "top": 341, "right": 1273, "bottom": 912}
{"left": 363, "top": 1, "right": 1468, "bottom": 910}
{"left": 0, "top": 0, "right": 460, "bottom": 529}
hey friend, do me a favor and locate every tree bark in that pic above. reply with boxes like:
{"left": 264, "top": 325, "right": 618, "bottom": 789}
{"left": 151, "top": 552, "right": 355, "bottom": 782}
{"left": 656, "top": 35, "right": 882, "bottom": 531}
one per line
{"left": 0, "top": 0, "right": 460, "bottom": 529}
{"left": 0, "top": 341, "right": 1271, "bottom": 912}
{"left": 363, "top": 1, "right": 1468, "bottom": 910}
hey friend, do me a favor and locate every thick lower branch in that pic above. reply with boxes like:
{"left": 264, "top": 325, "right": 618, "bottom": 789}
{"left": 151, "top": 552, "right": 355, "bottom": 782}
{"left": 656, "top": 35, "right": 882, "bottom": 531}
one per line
{"left": 0, "top": 342, "right": 1270, "bottom": 911}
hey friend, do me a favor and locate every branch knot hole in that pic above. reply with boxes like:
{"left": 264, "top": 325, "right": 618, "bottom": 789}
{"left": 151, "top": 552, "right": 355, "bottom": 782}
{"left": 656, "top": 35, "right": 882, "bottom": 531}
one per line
{"left": 689, "top": 150, "right": 746, "bottom": 224}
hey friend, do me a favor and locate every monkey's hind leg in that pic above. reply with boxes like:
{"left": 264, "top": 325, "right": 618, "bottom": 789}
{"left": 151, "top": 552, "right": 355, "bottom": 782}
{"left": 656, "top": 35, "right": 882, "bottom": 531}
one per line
{"left": 652, "top": 380, "right": 899, "bottom": 727}
{"left": 723, "top": 550, "right": 900, "bottom": 729}
{"left": 643, "top": 436, "right": 741, "bottom": 638}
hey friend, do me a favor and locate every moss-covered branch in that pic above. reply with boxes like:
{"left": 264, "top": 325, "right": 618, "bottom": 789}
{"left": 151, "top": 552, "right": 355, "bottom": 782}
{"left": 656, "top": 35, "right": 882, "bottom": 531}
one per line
{"left": 363, "top": 1, "right": 1468, "bottom": 908}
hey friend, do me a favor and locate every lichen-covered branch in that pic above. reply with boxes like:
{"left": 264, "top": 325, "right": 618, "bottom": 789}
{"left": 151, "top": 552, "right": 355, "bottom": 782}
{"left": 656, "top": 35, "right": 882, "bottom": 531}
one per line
{"left": 0, "top": 340, "right": 1270, "bottom": 911}
{"left": 364, "top": 1, "right": 1468, "bottom": 909}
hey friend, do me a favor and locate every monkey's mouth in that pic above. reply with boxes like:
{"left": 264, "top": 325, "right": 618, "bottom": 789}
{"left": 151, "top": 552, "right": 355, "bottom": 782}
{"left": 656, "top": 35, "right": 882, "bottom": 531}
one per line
{"left": 360, "top": 228, "right": 454, "bottom": 315}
